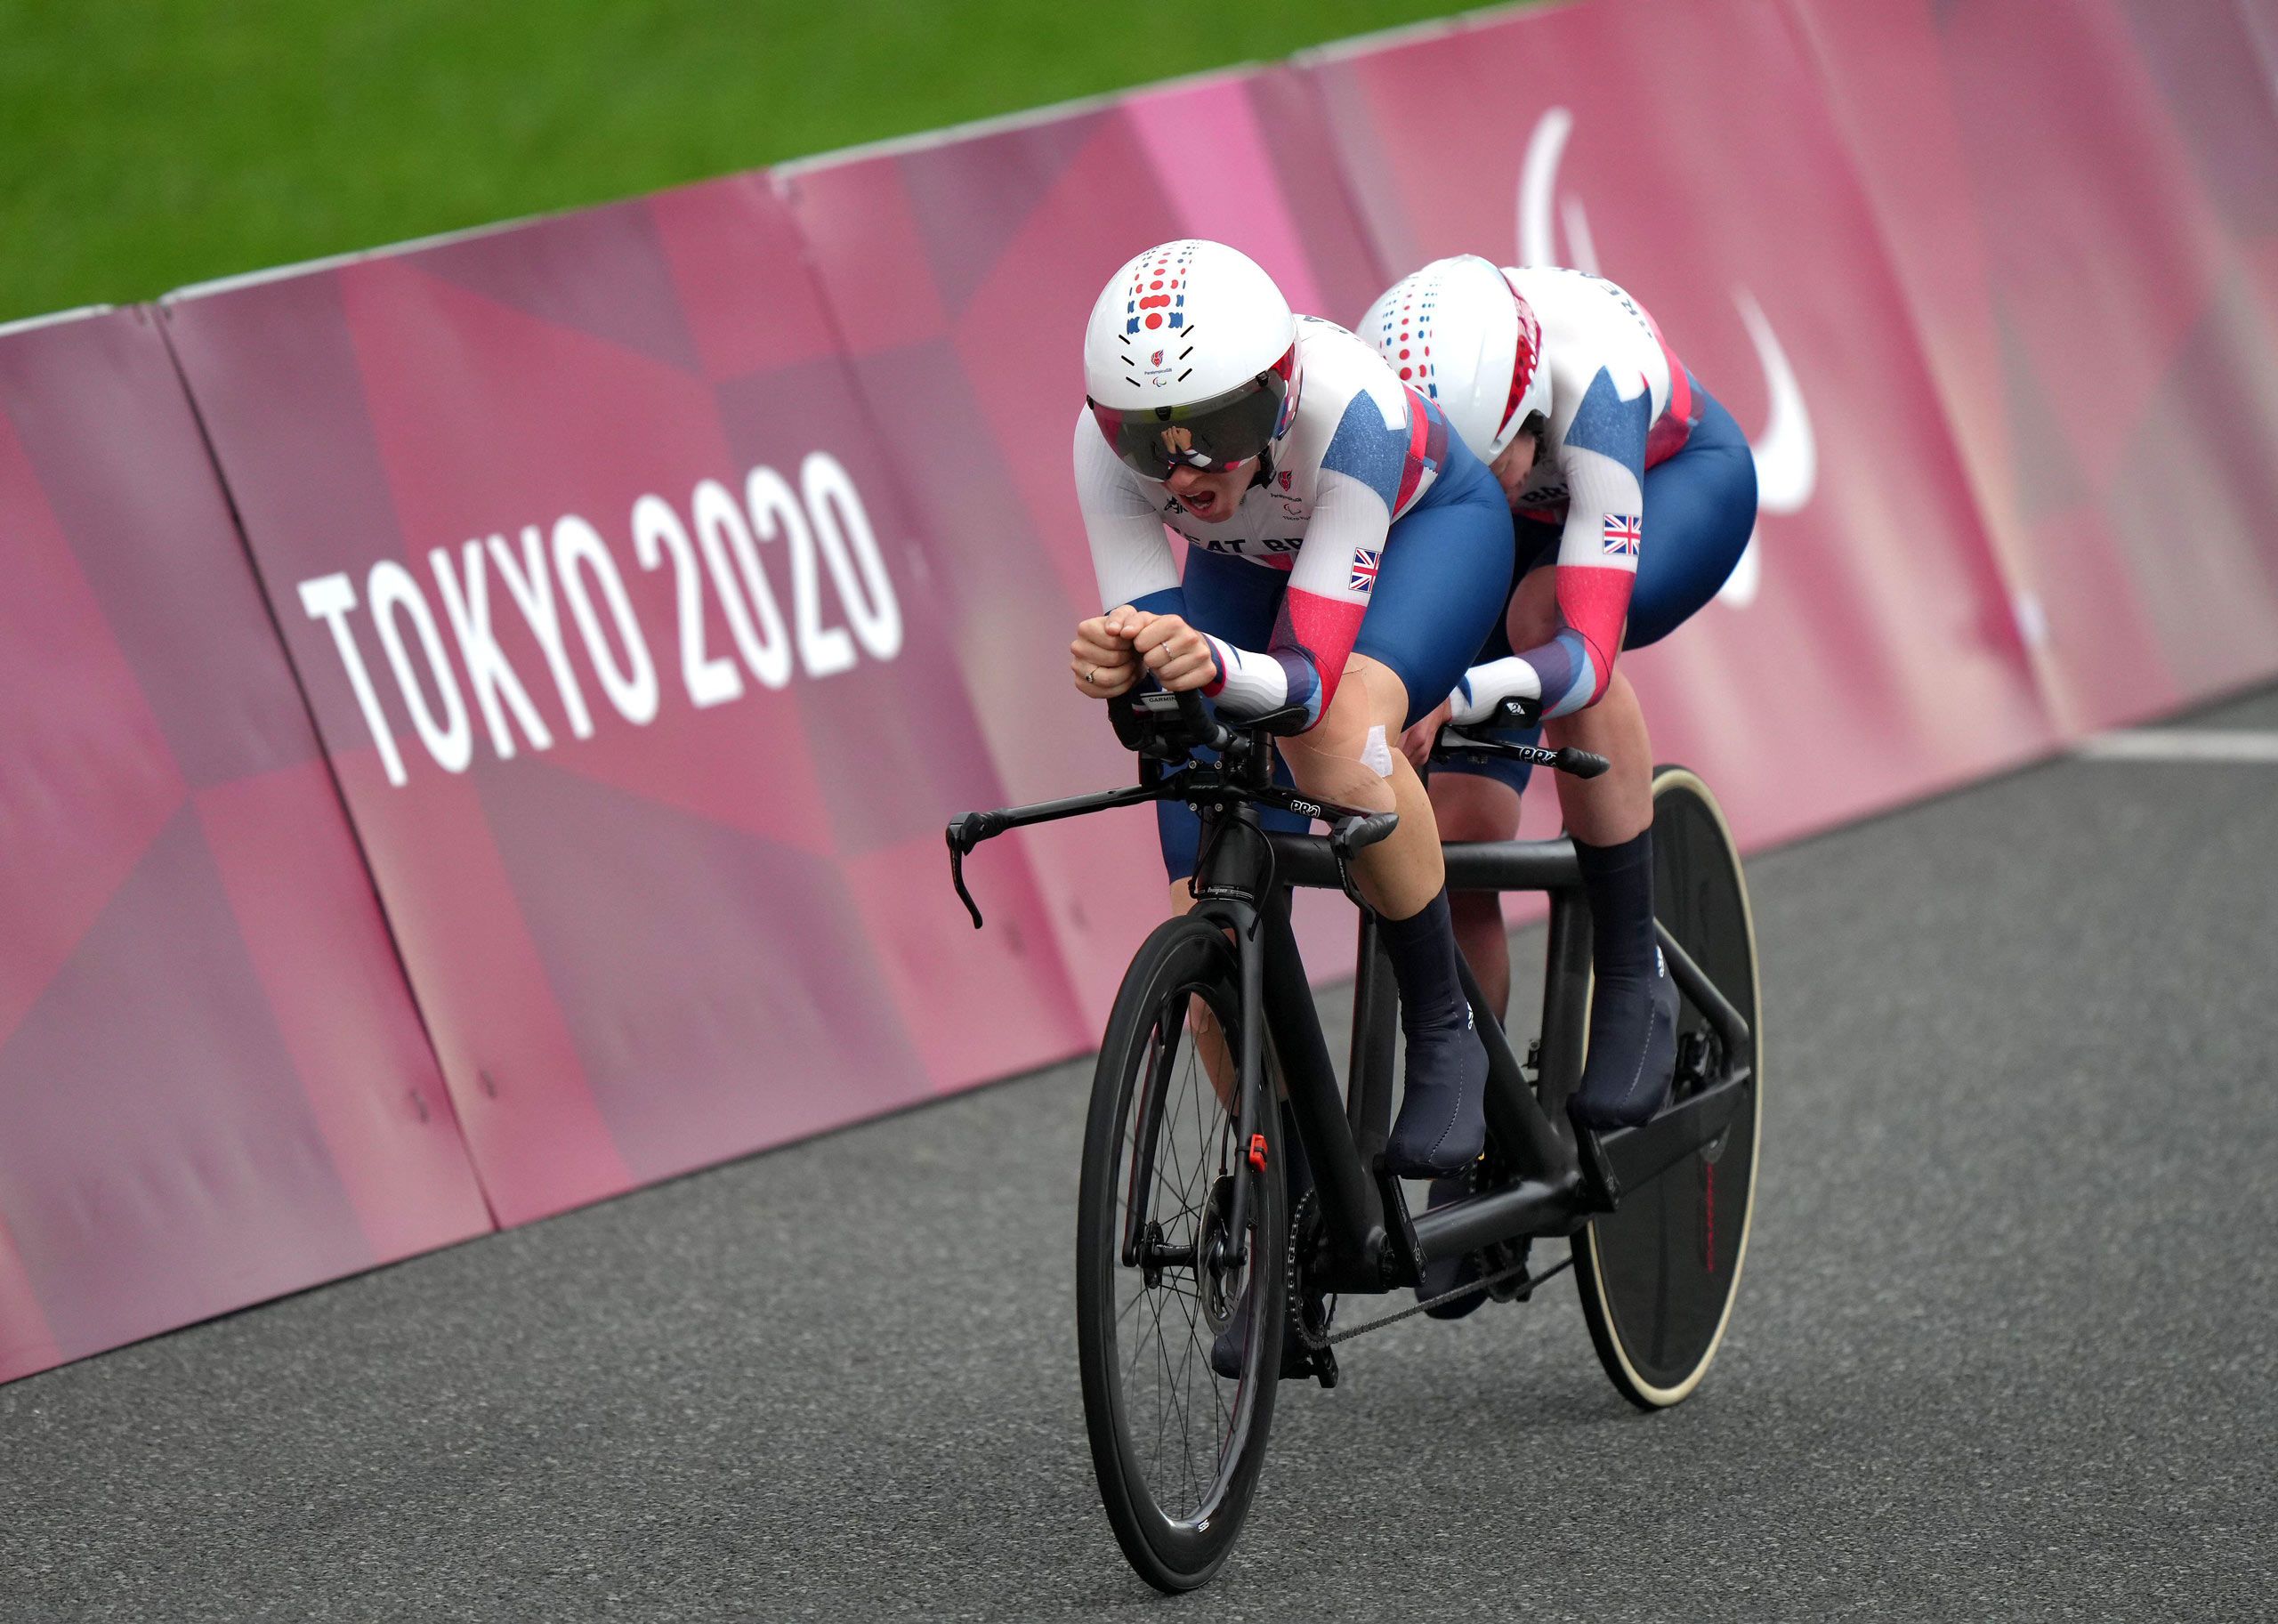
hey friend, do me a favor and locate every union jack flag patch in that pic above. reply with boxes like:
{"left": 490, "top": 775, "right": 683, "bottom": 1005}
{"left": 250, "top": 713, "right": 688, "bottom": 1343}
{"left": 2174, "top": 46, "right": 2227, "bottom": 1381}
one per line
{"left": 1349, "top": 548, "right": 1380, "bottom": 594}
{"left": 1601, "top": 513, "right": 1643, "bottom": 556}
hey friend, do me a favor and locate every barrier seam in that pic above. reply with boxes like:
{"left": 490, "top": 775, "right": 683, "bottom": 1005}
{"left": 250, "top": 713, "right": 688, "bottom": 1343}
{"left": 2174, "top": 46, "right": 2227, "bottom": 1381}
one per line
{"left": 763, "top": 166, "right": 1098, "bottom": 1056}
{"left": 146, "top": 303, "right": 502, "bottom": 1232}
{"left": 1773, "top": 0, "right": 2070, "bottom": 749}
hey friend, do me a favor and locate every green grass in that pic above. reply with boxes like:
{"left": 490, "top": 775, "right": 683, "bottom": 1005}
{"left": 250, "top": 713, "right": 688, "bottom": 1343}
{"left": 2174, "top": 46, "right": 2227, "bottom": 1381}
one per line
{"left": 0, "top": 0, "right": 1480, "bottom": 324}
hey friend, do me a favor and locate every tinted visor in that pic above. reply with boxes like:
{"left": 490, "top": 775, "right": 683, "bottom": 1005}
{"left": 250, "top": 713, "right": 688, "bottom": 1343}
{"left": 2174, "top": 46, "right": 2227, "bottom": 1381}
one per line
{"left": 1089, "top": 366, "right": 1289, "bottom": 481}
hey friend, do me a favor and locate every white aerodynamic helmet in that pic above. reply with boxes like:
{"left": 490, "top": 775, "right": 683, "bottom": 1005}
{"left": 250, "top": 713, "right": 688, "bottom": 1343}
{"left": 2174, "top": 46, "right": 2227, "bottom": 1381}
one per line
{"left": 1084, "top": 240, "right": 1300, "bottom": 479}
{"left": 1361, "top": 255, "right": 1549, "bottom": 462}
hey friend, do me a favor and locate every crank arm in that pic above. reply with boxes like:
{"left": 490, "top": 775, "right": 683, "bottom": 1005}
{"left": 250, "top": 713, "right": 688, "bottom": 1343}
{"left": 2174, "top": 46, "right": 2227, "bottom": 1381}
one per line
{"left": 1570, "top": 1067, "right": 1750, "bottom": 1211}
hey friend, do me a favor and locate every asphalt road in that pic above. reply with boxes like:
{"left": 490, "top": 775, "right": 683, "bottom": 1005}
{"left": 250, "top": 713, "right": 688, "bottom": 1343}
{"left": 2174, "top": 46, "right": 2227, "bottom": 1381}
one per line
{"left": 4, "top": 689, "right": 2275, "bottom": 1622}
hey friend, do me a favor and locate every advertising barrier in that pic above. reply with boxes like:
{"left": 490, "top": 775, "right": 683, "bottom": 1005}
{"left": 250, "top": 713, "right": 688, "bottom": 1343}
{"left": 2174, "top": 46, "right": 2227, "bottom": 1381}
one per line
{"left": 9, "top": 0, "right": 2278, "bottom": 1380}
{"left": 159, "top": 178, "right": 1090, "bottom": 1226}
{"left": 1794, "top": 0, "right": 2278, "bottom": 731}
{"left": 1292, "top": 0, "right": 2062, "bottom": 848}
{"left": 781, "top": 71, "right": 1394, "bottom": 999}
{"left": 0, "top": 308, "right": 491, "bottom": 1383}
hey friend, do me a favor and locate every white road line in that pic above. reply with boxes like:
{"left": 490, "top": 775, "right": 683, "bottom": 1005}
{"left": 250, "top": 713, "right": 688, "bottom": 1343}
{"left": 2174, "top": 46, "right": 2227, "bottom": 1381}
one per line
{"left": 2074, "top": 729, "right": 2278, "bottom": 764}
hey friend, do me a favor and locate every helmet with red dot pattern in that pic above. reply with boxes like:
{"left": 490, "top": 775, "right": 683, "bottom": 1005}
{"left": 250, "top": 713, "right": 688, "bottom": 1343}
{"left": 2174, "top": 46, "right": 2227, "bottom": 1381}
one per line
{"left": 1361, "top": 255, "right": 1548, "bottom": 462}
{"left": 1083, "top": 240, "right": 1301, "bottom": 479}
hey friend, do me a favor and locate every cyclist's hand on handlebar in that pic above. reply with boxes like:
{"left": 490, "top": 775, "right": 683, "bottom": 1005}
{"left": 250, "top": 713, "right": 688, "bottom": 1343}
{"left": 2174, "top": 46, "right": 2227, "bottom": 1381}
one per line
{"left": 1071, "top": 614, "right": 1141, "bottom": 699}
{"left": 1401, "top": 697, "right": 1454, "bottom": 772}
{"left": 1130, "top": 613, "right": 1217, "bottom": 694}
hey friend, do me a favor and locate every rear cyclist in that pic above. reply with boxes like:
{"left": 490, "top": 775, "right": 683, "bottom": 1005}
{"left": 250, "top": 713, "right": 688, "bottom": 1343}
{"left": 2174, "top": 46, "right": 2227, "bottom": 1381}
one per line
{"left": 1361, "top": 255, "right": 1757, "bottom": 1138}
{"left": 1069, "top": 240, "right": 1515, "bottom": 1189}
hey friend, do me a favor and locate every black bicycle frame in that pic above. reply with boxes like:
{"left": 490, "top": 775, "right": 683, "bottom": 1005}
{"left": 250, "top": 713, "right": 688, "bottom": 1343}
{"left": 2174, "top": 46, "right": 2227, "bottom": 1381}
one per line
{"left": 946, "top": 700, "right": 1756, "bottom": 1295}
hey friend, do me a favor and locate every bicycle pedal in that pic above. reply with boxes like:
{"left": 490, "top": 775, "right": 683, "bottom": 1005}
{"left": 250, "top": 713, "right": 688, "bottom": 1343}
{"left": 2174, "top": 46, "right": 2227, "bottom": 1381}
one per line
{"left": 1274, "top": 1338, "right": 1329, "bottom": 1385}
{"left": 1572, "top": 1120, "right": 1621, "bottom": 1212}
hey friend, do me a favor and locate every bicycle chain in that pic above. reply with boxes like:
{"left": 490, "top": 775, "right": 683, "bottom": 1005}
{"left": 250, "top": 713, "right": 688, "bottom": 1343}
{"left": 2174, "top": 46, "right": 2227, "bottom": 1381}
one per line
{"left": 1321, "top": 1254, "right": 1572, "bottom": 1347}
{"left": 1286, "top": 1189, "right": 1575, "bottom": 1351}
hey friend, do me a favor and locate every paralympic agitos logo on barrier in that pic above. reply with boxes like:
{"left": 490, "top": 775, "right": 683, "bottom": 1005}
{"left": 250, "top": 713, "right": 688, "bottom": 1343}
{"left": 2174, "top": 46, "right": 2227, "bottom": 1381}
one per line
{"left": 1518, "top": 109, "right": 1816, "bottom": 608}
{"left": 295, "top": 451, "right": 903, "bottom": 787}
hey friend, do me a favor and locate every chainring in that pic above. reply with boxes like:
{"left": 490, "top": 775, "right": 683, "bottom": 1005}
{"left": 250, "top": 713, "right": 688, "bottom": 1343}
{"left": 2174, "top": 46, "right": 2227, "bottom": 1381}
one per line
{"left": 1285, "top": 1190, "right": 1338, "bottom": 1352}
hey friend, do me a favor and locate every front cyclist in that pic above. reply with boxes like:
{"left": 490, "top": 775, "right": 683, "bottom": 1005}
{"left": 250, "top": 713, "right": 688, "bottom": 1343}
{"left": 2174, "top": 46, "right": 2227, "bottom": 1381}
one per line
{"left": 1070, "top": 240, "right": 1515, "bottom": 1192}
{"left": 1361, "top": 255, "right": 1757, "bottom": 1143}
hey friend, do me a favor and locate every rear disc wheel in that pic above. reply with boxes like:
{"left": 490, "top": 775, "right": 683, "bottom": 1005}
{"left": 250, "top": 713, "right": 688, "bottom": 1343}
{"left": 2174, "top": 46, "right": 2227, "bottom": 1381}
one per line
{"left": 1572, "top": 765, "right": 1762, "bottom": 1409}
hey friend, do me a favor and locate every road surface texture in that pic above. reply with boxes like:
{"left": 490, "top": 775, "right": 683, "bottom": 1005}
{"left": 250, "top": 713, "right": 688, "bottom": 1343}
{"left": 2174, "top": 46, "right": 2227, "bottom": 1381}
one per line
{"left": 4, "top": 687, "right": 2274, "bottom": 1621}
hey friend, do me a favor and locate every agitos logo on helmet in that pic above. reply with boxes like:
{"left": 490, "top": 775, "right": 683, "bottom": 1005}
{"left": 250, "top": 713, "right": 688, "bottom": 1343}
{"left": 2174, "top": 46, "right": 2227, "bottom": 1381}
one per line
{"left": 1085, "top": 240, "right": 1302, "bottom": 481}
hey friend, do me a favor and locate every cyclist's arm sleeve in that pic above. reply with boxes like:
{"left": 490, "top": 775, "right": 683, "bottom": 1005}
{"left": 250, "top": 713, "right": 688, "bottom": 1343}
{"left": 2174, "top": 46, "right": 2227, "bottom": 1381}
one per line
{"left": 1075, "top": 413, "right": 1185, "bottom": 619}
{"left": 1450, "top": 366, "right": 1647, "bottom": 723}
{"left": 1199, "top": 394, "right": 1402, "bottom": 729}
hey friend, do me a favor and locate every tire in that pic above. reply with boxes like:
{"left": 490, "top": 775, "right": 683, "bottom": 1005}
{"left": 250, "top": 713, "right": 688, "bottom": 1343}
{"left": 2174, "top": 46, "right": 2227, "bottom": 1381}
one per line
{"left": 1076, "top": 913, "right": 1288, "bottom": 1591}
{"left": 1572, "top": 765, "right": 1762, "bottom": 1410}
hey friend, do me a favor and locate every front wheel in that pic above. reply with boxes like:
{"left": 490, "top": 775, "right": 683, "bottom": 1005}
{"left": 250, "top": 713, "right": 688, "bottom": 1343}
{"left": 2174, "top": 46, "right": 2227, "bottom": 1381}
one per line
{"left": 1572, "top": 765, "right": 1763, "bottom": 1409}
{"left": 1076, "top": 912, "right": 1288, "bottom": 1592}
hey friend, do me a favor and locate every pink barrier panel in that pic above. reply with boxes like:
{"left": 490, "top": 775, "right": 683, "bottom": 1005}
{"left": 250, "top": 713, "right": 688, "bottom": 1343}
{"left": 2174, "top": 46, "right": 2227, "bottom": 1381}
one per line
{"left": 1793, "top": 0, "right": 2278, "bottom": 732}
{"left": 160, "top": 179, "right": 1089, "bottom": 1226}
{"left": 0, "top": 308, "right": 491, "bottom": 1382}
{"left": 781, "top": 72, "right": 1395, "bottom": 1001}
{"left": 12, "top": 0, "right": 2258, "bottom": 1377}
{"left": 1292, "top": 0, "right": 2061, "bottom": 848}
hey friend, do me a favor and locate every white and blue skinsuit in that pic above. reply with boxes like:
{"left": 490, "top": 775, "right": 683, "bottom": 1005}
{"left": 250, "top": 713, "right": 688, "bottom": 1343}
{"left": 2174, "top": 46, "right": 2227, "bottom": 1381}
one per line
{"left": 1075, "top": 317, "right": 1515, "bottom": 877}
{"left": 1426, "top": 267, "right": 1758, "bottom": 790}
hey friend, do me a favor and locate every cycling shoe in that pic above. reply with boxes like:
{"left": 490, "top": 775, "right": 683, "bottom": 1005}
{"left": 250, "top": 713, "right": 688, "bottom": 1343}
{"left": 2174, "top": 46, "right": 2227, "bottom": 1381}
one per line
{"left": 1571, "top": 947, "right": 1681, "bottom": 1130}
{"left": 1208, "top": 1284, "right": 1313, "bottom": 1381}
{"left": 1418, "top": 1172, "right": 1487, "bottom": 1321}
{"left": 1210, "top": 1292, "right": 1248, "bottom": 1381}
{"left": 1384, "top": 1015, "right": 1488, "bottom": 1176}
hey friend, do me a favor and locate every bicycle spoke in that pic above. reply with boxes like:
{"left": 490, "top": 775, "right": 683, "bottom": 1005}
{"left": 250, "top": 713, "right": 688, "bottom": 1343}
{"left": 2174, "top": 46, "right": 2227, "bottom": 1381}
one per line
{"left": 1086, "top": 937, "right": 1275, "bottom": 1555}
{"left": 1168, "top": 1307, "right": 1199, "bottom": 1510}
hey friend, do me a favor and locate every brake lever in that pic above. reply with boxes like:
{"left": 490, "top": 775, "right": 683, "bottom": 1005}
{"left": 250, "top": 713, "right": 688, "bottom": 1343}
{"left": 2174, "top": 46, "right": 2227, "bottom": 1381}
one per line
{"left": 1327, "top": 812, "right": 1399, "bottom": 914}
{"left": 945, "top": 812, "right": 998, "bottom": 930}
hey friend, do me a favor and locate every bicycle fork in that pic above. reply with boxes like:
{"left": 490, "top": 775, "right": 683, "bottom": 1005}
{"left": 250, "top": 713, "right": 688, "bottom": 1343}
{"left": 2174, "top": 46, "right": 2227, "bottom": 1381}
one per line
{"left": 1231, "top": 896, "right": 1272, "bottom": 1272}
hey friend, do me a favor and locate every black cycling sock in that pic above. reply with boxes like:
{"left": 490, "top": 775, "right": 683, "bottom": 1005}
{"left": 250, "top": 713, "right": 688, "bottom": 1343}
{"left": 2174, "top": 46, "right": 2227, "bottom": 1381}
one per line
{"left": 1377, "top": 888, "right": 1471, "bottom": 1034}
{"left": 1572, "top": 828, "right": 1676, "bottom": 1127}
{"left": 1574, "top": 828, "right": 1655, "bottom": 987}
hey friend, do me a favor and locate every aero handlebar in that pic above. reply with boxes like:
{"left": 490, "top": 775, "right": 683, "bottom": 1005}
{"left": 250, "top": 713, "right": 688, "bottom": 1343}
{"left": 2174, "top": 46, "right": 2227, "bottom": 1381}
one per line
{"left": 948, "top": 688, "right": 1607, "bottom": 927}
{"left": 1433, "top": 694, "right": 1609, "bottom": 780}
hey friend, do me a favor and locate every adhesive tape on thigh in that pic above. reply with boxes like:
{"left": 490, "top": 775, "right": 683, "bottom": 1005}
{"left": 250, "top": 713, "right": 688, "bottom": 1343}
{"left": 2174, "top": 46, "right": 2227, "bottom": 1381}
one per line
{"left": 1361, "top": 724, "right": 1394, "bottom": 779}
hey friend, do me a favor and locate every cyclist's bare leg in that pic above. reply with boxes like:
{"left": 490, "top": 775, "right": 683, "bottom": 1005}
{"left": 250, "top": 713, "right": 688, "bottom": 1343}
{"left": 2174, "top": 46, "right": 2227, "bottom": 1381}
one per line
{"left": 1506, "top": 566, "right": 1674, "bottom": 1126}
{"left": 1272, "top": 653, "right": 1443, "bottom": 917}
{"left": 1426, "top": 772, "right": 1523, "bottom": 1022}
{"left": 1167, "top": 652, "right": 1432, "bottom": 1105}
{"left": 1166, "top": 650, "right": 1478, "bottom": 1163}
{"left": 1547, "top": 669, "right": 1651, "bottom": 841}
{"left": 1278, "top": 651, "right": 1486, "bottom": 1172}
{"left": 1504, "top": 566, "right": 1652, "bottom": 840}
